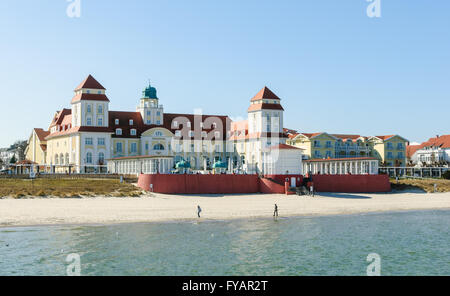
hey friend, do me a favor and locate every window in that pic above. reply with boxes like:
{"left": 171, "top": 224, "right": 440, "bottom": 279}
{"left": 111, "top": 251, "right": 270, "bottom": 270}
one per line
{"left": 387, "top": 152, "right": 393, "bottom": 159}
{"left": 85, "top": 138, "right": 93, "bottom": 145}
{"left": 130, "top": 143, "right": 137, "bottom": 153}
{"left": 131, "top": 129, "right": 137, "bottom": 136}
{"left": 98, "top": 90, "right": 102, "bottom": 94}
{"left": 86, "top": 152, "right": 93, "bottom": 164}
{"left": 189, "top": 130, "right": 194, "bottom": 137}
{"left": 387, "top": 143, "right": 394, "bottom": 149}
{"left": 173, "top": 121, "right": 178, "bottom": 128}
{"left": 187, "top": 121, "right": 191, "bottom": 128}
{"left": 146, "top": 120, "right": 151, "bottom": 124}
{"left": 156, "top": 111, "right": 161, "bottom": 116}
{"left": 397, "top": 143, "right": 403, "bottom": 150}
{"left": 98, "top": 105, "right": 103, "bottom": 114}
{"left": 115, "top": 119, "right": 119, "bottom": 125}
{"left": 98, "top": 138, "right": 105, "bottom": 146}
{"left": 156, "top": 120, "right": 161, "bottom": 125}
{"left": 129, "top": 119, "right": 134, "bottom": 125}
{"left": 145, "top": 143, "right": 149, "bottom": 151}
{"left": 154, "top": 131, "right": 163, "bottom": 137}
{"left": 86, "top": 117, "right": 92, "bottom": 126}
{"left": 86, "top": 90, "right": 91, "bottom": 94}
{"left": 175, "top": 130, "right": 181, "bottom": 137}
{"left": 215, "top": 131, "right": 220, "bottom": 138}
{"left": 147, "top": 111, "right": 151, "bottom": 116}
{"left": 190, "top": 144, "right": 195, "bottom": 152}
{"left": 153, "top": 144, "right": 164, "bottom": 151}
{"left": 97, "top": 117, "right": 103, "bottom": 126}
{"left": 116, "top": 142, "right": 123, "bottom": 153}
{"left": 326, "top": 141, "right": 332, "bottom": 148}
{"left": 98, "top": 152, "right": 105, "bottom": 163}
{"left": 314, "top": 150, "right": 321, "bottom": 158}
{"left": 201, "top": 131, "right": 207, "bottom": 138}
{"left": 314, "top": 140, "right": 321, "bottom": 148}
{"left": 87, "top": 105, "right": 92, "bottom": 113}
{"left": 116, "top": 128, "right": 122, "bottom": 135}
{"left": 397, "top": 152, "right": 404, "bottom": 159}
{"left": 325, "top": 151, "right": 332, "bottom": 158}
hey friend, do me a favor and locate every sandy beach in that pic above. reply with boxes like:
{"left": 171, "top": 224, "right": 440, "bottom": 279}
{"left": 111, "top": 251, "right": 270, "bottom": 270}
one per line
{"left": 0, "top": 191, "right": 449, "bottom": 227}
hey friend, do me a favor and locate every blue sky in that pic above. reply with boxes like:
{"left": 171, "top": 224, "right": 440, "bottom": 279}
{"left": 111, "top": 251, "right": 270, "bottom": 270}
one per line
{"left": 0, "top": 0, "right": 449, "bottom": 147}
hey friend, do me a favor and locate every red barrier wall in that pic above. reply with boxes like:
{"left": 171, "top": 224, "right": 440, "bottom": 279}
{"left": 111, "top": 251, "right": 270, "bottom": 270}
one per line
{"left": 138, "top": 174, "right": 391, "bottom": 194}
{"left": 138, "top": 174, "right": 260, "bottom": 194}
{"left": 259, "top": 178, "right": 286, "bottom": 194}
{"left": 264, "top": 174, "right": 303, "bottom": 187}
{"left": 311, "top": 174, "right": 391, "bottom": 193}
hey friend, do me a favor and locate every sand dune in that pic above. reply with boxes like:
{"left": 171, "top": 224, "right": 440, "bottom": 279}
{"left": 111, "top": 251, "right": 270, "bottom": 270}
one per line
{"left": 0, "top": 192, "right": 449, "bottom": 227}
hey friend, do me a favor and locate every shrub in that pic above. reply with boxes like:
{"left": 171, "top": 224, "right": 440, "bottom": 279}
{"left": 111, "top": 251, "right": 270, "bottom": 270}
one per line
{"left": 443, "top": 170, "right": 450, "bottom": 180}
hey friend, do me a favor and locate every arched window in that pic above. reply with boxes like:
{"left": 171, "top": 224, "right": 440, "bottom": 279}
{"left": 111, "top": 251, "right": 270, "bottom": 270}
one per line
{"left": 98, "top": 152, "right": 105, "bottom": 164}
{"left": 60, "top": 153, "right": 64, "bottom": 165}
{"left": 86, "top": 152, "right": 93, "bottom": 164}
{"left": 153, "top": 144, "right": 164, "bottom": 151}
{"left": 54, "top": 154, "right": 59, "bottom": 165}
{"left": 65, "top": 153, "right": 70, "bottom": 165}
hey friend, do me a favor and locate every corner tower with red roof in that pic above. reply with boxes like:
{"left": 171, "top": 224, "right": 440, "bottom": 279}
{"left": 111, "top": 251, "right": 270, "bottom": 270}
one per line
{"left": 71, "top": 74, "right": 110, "bottom": 128}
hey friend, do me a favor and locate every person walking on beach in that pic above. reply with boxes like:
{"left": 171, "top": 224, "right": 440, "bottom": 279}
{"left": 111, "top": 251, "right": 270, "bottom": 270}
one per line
{"left": 197, "top": 205, "right": 202, "bottom": 218}
{"left": 273, "top": 204, "right": 278, "bottom": 218}
{"left": 309, "top": 182, "right": 315, "bottom": 197}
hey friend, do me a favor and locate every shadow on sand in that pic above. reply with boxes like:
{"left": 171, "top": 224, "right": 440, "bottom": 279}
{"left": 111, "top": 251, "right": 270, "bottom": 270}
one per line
{"left": 318, "top": 192, "right": 372, "bottom": 199}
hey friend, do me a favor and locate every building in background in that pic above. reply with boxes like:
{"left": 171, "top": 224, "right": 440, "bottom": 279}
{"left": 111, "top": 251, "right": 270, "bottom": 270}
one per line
{"left": 286, "top": 131, "right": 408, "bottom": 167}
{"left": 407, "top": 135, "right": 450, "bottom": 166}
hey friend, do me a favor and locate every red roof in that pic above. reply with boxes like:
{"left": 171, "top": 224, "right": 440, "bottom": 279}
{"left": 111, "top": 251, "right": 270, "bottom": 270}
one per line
{"left": 75, "top": 75, "right": 106, "bottom": 91}
{"left": 248, "top": 103, "right": 284, "bottom": 112}
{"left": 406, "top": 145, "right": 421, "bottom": 158}
{"left": 71, "top": 93, "right": 110, "bottom": 103}
{"left": 269, "top": 144, "right": 304, "bottom": 150}
{"left": 375, "top": 135, "right": 395, "bottom": 140}
{"left": 301, "top": 132, "right": 324, "bottom": 139}
{"left": 407, "top": 135, "right": 450, "bottom": 158}
{"left": 33, "top": 128, "right": 50, "bottom": 142}
{"left": 332, "top": 134, "right": 362, "bottom": 140}
{"left": 251, "top": 86, "right": 280, "bottom": 102}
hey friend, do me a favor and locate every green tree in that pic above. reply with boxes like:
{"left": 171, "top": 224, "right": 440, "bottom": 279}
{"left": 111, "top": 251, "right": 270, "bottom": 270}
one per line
{"left": 9, "top": 155, "right": 17, "bottom": 164}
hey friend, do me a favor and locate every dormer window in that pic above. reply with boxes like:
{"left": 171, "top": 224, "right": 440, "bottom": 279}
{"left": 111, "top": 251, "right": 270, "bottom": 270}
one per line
{"left": 173, "top": 121, "right": 178, "bottom": 128}
{"left": 129, "top": 119, "right": 134, "bottom": 125}
{"left": 116, "top": 128, "right": 122, "bottom": 135}
{"left": 115, "top": 119, "right": 119, "bottom": 125}
{"left": 86, "top": 90, "right": 90, "bottom": 94}
{"left": 98, "top": 90, "right": 102, "bottom": 94}
{"left": 130, "top": 129, "right": 137, "bottom": 136}
{"left": 187, "top": 121, "right": 191, "bottom": 128}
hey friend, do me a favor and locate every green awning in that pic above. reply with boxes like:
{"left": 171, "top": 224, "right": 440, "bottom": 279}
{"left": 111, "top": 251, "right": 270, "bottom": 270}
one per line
{"left": 175, "top": 160, "right": 191, "bottom": 168}
{"left": 213, "top": 161, "right": 227, "bottom": 168}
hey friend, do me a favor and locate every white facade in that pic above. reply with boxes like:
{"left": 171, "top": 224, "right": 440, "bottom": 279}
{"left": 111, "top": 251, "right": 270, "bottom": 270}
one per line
{"left": 263, "top": 146, "right": 303, "bottom": 175}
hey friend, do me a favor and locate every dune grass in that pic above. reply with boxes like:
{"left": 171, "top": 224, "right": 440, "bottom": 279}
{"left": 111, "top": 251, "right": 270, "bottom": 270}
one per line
{"left": 0, "top": 178, "right": 143, "bottom": 198}
{"left": 391, "top": 178, "right": 450, "bottom": 193}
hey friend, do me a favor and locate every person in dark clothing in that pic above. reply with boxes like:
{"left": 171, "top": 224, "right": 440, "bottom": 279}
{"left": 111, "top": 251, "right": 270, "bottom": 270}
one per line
{"left": 197, "top": 205, "right": 202, "bottom": 218}
{"left": 273, "top": 204, "right": 278, "bottom": 218}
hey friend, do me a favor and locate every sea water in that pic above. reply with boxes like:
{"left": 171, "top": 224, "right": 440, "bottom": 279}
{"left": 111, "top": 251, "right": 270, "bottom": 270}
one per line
{"left": 0, "top": 210, "right": 449, "bottom": 276}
